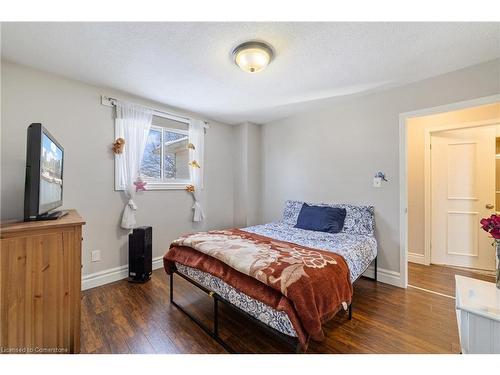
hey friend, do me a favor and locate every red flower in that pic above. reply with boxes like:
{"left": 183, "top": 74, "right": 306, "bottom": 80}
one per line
{"left": 481, "top": 214, "right": 500, "bottom": 241}
{"left": 491, "top": 228, "right": 500, "bottom": 240}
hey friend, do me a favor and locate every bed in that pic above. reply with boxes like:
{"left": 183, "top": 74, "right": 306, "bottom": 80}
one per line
{"left": 163, "top": 200, "right": 377, "bottom": 352}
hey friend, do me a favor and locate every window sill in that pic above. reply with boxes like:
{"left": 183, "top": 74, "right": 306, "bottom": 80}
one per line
{"left": 115, "top": 182, "right": 190, "bottom": 191}
{"left": 114, "top": 182, "right": 191, "bottom": 191}
{"left": 146, "top": 182, "right": 190, "bottom": 191}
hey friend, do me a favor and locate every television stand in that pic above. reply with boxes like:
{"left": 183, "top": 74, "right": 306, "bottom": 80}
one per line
{"left": 25, "top": 210, "right": 69, "bottom": 221}
{"left": 1, "top": 209, "right": 85, "bottom": 353}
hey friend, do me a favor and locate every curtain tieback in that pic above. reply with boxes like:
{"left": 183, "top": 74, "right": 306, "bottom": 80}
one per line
{"left": 127, "top": 199, "right": 138, "bottom": 210}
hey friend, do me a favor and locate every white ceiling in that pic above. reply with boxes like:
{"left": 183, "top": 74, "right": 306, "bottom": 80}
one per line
{"left": 1, "top": 22, "right": 499, "bottom": 124}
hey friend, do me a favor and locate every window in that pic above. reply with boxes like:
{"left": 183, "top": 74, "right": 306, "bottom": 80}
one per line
{"left": 139, "top": 115, "right": 191, "bottom": 190}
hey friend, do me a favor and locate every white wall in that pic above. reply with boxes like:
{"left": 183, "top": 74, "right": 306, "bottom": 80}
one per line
{"left": 261, "top": 59, "right": 500, "bottom": 275}
{"left": 1, "top": 61, "right": 236, "bottom": 278}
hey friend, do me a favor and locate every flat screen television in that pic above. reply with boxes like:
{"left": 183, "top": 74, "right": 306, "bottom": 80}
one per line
{"left": 24, "top": 123, "right": 66, "bottom": 221}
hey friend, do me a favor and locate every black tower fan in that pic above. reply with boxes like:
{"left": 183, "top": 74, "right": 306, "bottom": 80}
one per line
{"left": 128, "top": 226, "right": 152, "bottom": 283}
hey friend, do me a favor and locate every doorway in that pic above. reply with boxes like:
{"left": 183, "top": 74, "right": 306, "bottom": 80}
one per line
{"left": 404, "top": 101, "right": 500, "bottom": 296}
{"left": 430, "top": 125, "right": 496, "bottom": 270}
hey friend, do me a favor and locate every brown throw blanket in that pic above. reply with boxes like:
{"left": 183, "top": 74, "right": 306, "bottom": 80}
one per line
{"left": 163, "top": 229, "right": 353, "bottom": 350}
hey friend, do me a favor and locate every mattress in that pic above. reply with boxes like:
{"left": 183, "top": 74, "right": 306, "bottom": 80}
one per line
{"left": 174, "top": 222, "right": 377, "bottom": 338}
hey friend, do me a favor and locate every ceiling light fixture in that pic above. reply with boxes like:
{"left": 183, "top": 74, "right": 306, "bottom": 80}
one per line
{"left": 232, "top": 41, "right": 274, "bottom": 73}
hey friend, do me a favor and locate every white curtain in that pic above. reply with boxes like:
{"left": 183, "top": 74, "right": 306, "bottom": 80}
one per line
{"left": 115, "top": 101, "right": 153, "bottom": 229}
{"left": 188, "top": 119, "right": 205, "bottom": 222}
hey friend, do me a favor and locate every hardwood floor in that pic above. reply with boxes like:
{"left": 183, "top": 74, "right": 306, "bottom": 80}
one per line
{"left": 408, "top": 262, "right": 495, "bottom": 297}
{"left": 81, "top": 268, "right": 462, "bottom": 354}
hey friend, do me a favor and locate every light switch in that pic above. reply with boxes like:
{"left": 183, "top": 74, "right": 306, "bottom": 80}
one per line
{"left": 91, "top": 250, "right": 101, "bottom": 262}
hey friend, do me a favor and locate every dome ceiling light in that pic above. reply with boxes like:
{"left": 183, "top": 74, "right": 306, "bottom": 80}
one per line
{"left": 232, "top": 41, "right": 274, "bottom": 73}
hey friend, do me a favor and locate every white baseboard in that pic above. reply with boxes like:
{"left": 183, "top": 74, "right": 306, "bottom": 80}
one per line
{"left": 362, "top": 265, "right": 402, "bottom": 288}
{"left": 408, "top": 252, "right": 428, "bottom": 265}
{"left": 81, "top": 256, "right": 164, "bottom": 291}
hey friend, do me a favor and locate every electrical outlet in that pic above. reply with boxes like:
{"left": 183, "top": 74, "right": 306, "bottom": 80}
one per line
{"left": 373, "top": 177, "right": 382, "bottom": 188}
{"left": 91, "top": 250, "right": 101, "bottom": 262}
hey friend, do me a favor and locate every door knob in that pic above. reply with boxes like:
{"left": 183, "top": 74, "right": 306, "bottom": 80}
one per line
{"left": 486, "top": 203, "right": 494, "bottom": 209}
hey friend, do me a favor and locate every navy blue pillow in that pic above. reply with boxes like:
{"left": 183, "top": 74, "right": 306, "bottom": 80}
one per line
{"left": 294, "top": 204, "right": 346, "bottom": 234}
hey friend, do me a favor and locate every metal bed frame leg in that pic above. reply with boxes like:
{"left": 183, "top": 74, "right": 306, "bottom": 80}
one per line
{"left": 213, "top": 295, "right": 219, "bottom": 337}
{"left": 168, "top": 271, "right": 302, "bottom": 353}
{"left": 348, "top": 303, "right": 352, "bottom": 320}
{"left": 169, "top": 272, "right": 234, "bottom": 353}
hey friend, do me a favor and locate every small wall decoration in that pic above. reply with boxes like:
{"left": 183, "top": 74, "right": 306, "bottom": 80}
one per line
{"left": 112, "top": 137, "right": 126, "bottom": 154}
{"left": 185, "top": 184, "right": 195, "bottom": 193}
{"left": 133, "top": 176, "right": 147, "bottom": 192}
{"left": 189, "top": 160, "right": 201, "bottom": 168}
{"left": 375, "top": 171, "right": 388, "bottom": 181}
{"left": 187, "top": 143, "right": 196, "bottom": 150}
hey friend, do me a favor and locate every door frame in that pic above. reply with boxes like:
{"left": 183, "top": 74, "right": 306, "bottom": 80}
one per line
{"left": 399, "top": 94, "right": 500, "bottom": 288}
{"left": 424, "top": 120, "right": 499, "bottom": 266}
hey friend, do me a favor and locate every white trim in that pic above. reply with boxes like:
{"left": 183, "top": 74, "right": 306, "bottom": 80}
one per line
{"left": 145, "top": 182, "right": 190, "bottom": 190}
{"left": 427, "top": 118, "right": 499, "bottom": 135}
{"left": 399, "top": 94, "right": 500, "bottom": 289}
{"left": 408, "top": 252, "right": 428, "bottom": 265}
{"left": 81, "top": 256, "right": 164, "bottom": 291}
{"left": 362, "top": 265, "right": 402, "bottom": 287}
{"left": 447, "top": 197, "right": 479, "bottom": 201}
{"left": 399, "top": 102, "right": 409, "bottom": 288}
{"left": 423, "top": 126, "right": 432, "bottom": 266}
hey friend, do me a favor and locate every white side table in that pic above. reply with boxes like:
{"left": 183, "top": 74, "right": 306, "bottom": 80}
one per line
{"left": 455, "top": 275, "right": 500, "bottom": 353}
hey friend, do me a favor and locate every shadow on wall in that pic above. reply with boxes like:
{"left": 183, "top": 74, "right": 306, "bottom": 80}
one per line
{"left": 373, "top": 213, "right": 399, "bottom": 274}
{"left": 1, "top": 157, "right": 27, "bottom": 220}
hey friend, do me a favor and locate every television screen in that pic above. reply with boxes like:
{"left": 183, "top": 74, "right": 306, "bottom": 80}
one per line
{"left": 24, "top": 123, "right": 64, "bottom": 220}
{"left": 39, "top": 132, "right": 63, "bottom": 211}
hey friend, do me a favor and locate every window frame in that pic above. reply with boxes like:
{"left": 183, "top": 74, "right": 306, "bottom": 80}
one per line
{"left": 140, "top": 124, "right": 191, "bottom": 190}
{"left": 114, "top": 112, "right": 193, "bottom": 192}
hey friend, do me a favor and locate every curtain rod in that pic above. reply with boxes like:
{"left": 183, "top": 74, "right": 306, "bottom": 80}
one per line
{"left": 101, "top": 95, "right": 209, "bottom": 128}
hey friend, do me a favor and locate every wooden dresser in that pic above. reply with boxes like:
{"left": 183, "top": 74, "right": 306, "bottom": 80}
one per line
{"left": 0, "top": 210, "right": 85, "bottom": 354}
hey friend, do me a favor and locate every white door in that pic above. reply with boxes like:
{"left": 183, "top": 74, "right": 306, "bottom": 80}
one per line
{"left": 431, "top": 125, "right": 496, "bottom": 270}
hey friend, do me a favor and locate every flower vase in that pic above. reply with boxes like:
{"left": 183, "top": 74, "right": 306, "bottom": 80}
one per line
{"left": 497, "top": 241, "right": 500, "bottom": 289}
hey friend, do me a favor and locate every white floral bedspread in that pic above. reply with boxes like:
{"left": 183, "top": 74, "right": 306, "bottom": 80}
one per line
{"left": 242, "top": 222, "right": 377, "bottom": 282}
